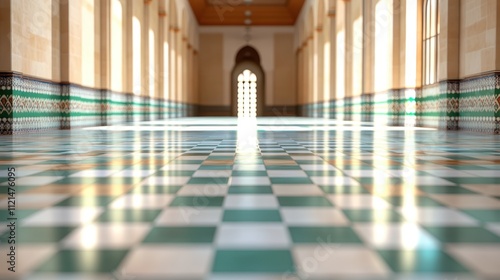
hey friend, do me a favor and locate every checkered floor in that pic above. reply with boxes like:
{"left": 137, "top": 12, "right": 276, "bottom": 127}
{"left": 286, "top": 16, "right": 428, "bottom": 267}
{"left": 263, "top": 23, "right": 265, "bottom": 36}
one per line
{"left": 1, "top": 117, "right": 500, "bottom": 279}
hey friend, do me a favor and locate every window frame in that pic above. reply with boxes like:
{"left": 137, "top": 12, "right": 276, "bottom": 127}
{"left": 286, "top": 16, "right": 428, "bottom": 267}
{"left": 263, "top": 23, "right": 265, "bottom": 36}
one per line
{"left": 423, "top": 0, "right": 440, "bottom": 86}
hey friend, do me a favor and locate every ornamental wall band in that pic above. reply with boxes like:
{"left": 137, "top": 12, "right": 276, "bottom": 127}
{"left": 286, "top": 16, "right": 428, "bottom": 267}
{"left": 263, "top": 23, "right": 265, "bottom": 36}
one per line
{"left": 0, "top": 73, "right": 194, "bottom": 135}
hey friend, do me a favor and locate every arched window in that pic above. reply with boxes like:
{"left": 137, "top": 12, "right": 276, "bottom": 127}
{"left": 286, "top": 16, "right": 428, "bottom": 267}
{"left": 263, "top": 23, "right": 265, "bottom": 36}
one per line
{"left": 423, "top": 0, "right": 439, "bottom": 85}
{"left": 237, "top": 70, "right": 257, "bottom": 118}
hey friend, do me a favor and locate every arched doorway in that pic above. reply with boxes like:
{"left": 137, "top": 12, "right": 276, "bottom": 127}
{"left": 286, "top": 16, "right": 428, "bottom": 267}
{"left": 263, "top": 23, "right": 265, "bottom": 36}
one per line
{"left": 231, "top": 46, "right": 265, "bottom": 117}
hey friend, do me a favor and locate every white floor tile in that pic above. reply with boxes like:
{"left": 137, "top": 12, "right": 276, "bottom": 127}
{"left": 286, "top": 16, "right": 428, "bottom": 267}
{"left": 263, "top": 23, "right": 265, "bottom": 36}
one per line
{"left": 21, "top": 207, "right": 103, "bottom": 226}
{"left": 177, "top": 184, "right": 229, "bottom": 196}
{"left": 229, "top": 176, "right": 271, "bottom": 186}
{"left": 120, "top": 245, "right": 213, "bottom": 278}
{"left": 267, "top": 170, "right": 308, "bottom": 178}
{"left": 397, "top": 207, "right": 479, "bottom": 226}
{"left": 310, "top": 176, "right": 361, "bottom": 186}
{"left": 155, "top": 208, "right": 222, "bottom": 225}
{"left": 447, "top": 245, "right": 500, "bottom": 277}
{"left": 353, "top": 223, "right": 440, "bottom": 249}
{"left": 109, "top": 194, "right": 174, "bottom": 209}
{"left": 293, "top": 245, "right": 390, "bottom": 277}
{"left": 62, "top": 223, "right": 150, "bottom": 249}
{"left": 272, "top": 185, "right": 324, "bottom": 196}
{"left": 327, "top": 195, "right": 392, "bottom": 209}
{"left": 224, "top": 195, "right": 278, "bottom": 209}
{"left": 216, "top": 223, "right": 290, "bottom": 248}
{"left": 281, "top": 208, "right": 349, "bottom": 225}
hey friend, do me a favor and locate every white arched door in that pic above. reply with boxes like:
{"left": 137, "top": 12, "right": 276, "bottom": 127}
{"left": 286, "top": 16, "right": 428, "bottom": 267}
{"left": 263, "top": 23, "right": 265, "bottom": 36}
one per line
{"left": 237, "top": 69, "right": 257, "bottom": 118}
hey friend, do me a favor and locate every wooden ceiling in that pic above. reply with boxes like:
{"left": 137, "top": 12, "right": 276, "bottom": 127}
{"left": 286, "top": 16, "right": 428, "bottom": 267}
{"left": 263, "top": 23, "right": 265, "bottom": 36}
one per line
{"left": 188, "top": 0, "right": 305, "bottom": 26}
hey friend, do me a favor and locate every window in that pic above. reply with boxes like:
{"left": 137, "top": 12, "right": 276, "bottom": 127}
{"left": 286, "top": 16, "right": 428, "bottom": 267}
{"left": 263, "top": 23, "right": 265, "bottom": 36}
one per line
{"left": 423, "top": 0, "right": 439, "bottom": 85}
{"left": 133, "top": 17, "right": 141, "bottom": 95}
{"left": 237, "top": 70, "right": 257, "bottom": 118}
{"left": 111, "top": 0, "right": 123, "bottom": 91}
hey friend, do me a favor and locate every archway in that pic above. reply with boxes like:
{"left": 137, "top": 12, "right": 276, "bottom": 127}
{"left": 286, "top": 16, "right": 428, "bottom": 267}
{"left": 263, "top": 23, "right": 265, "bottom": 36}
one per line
{"left": 231, "top": 46, "right": 265, "bottom": 117}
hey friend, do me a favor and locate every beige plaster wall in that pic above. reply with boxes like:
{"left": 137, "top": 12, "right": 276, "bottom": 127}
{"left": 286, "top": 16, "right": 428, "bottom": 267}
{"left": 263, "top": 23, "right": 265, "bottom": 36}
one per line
{"left": 459, "top": 0, "right": 499, "bottom": 78}
{"left": 197, "top": 27, "right": 297, "bottom": 107}
{"left": 273, "top": 33, "right": 296, "bottom": 106}
{"left": 10, "top": 0, "right": 53, "bottom": 80}
{"left": 198, "top": 33, "right": 224, "bottom": 106}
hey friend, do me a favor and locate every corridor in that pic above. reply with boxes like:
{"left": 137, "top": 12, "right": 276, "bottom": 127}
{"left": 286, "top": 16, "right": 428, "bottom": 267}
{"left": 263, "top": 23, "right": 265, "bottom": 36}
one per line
{"left": 1, "top": 118, "right": 500, "bottom": 279}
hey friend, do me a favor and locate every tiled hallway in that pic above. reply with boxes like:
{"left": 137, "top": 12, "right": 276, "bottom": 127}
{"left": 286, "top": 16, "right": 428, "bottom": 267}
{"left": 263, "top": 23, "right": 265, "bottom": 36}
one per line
{"left": 1, "top": 118, "right": 500, "bottom": 279}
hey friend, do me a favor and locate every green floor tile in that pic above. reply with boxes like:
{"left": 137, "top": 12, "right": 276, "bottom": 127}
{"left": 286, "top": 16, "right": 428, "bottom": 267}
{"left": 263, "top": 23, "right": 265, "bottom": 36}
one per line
{"left": 207, "top": 156, "right": 234, "bottom": 160}
{"left": 232, "top": 170, "right": 268, "bottom": 176}
{"left": 228, "top": 185, "right": 273, "bottom": 194}
{"left": 0, "top": 209, "right": 37, "bottom": 220}
{"left": 92, "top": 177, "right": 143, "bottom": 184}
{"left": 130, "top": 185, "right": 182, "bottom": 194}
{"left": 152, "top": 170, "right": 195, "bottom": 176}
{"left": 356, "top": 177, "right": 405, "bottom": 185}
{"left": 262, "top": 156, "right": 292, "bottom": 160}
{"left": 265, "top": 165, "right": 302, "bottom": 170}
{"left": 0, "top": 185, "right": 38, "bottom": 194}
{"left": 35, "top": 249, "right": 129, "bottom": 273}
{"left": 382, "top": 196, "right": 444, "bottom": 207}
{"left": 223, "top": 210, "right": 282, "bottom": 222}
{"left": 52, "top": 177, "right": 98, "bottom": 185}
{"left": 29, "top": 170, "right": 84, "bottom": 177}
{"left": 305, "top": 170, "right": 341, "bottom": 176}
{"left": 448, "top": 165, "right": 492, "bottom": 170}
{"left": 170, "top": 160, "right": 204, "bottom": 164}
{"left": 289, "top": 226, "right": 363, "bottom": 243}
{"left": 295, "top": 160, "right": 327, "bottom": 164}
{"left": 423, "top": 226, "right": 500, "bottom": 243}
{"left": 342, "top": 209, "right": 406, "bottom": 222}
{"left": 56, "top": 196, "right": 117, "bottom": 207}
{"left": 187, "top": 177, "right": 229, "bottom": 184}
{"left": 417, "top": 186, "right": 477, "bottom": 194}
{"left": 95, "top": 209, "right": 162, "bottom": 222}
{"left": 212, "top": 250, "right": 295, "bottom": 273}
{"left": 0, "top": 227, "right": 75, "bottom": 243}
{"left": 320, "top": 185, "right": 369, "bottom": 194}
{"left": 461, "top": 210, "right": 500, "bottom": 222}
{"left": 198, "top": 165, "right": 233, "bottom": 170}
{"left": 143, "top": 226, "right": 216, "bottom": 243}
{"left": 377, "top": 250, "right": 469, "bottom": 272}
{"left": 443, "top": 177, "right": 500, "bottom": 185}
{"left": 270, "top": 177, "right": 313, "bottom": 184}
{"left": 170, "top": 196, "right": 224, "bottom": 207}
{"left": 278, "top": 196, "right": 333, "bottom": 207}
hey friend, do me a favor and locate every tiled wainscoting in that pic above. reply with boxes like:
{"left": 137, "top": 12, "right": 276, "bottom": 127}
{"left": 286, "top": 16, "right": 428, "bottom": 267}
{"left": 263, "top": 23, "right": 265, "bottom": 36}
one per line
{"left": 301, "top": 72, "right": 500, "bottom": 134}
{"left": 0, "top": 73, "right": 195, "bottom": 134}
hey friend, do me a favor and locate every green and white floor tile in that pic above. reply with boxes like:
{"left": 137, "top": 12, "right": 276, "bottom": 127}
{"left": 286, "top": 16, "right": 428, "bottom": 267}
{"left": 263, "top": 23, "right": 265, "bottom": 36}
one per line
{"left": 0, "top": 117, "right": 499, "bottom": 279}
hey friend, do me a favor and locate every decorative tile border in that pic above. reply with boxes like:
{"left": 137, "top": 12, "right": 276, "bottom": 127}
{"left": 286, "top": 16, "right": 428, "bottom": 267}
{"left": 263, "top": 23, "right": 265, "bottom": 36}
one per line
{"left": 0, "top": 73, "right": 194, "bottom": 134}
{"left": 458, "top": 73, "right": 500, "bottom": 134}
{"left": 300, "top": 73, "right": 499, "bottom": 134}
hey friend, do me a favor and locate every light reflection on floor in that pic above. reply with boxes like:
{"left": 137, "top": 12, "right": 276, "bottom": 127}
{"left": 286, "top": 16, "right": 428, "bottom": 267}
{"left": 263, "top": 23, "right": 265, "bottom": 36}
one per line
{"left": 0, "top": 117, "right": 499, "bottom": 279}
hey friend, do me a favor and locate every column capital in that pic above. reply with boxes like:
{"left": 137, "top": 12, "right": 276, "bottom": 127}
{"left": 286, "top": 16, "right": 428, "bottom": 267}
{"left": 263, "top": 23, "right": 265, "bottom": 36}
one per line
{"left": 328, "top": 9, "right": 336, "bottom": 17}
{"left": 159, "top": 11, "right": 167, "bottom": 17}
{"left": 144, "top": 0, "right": 153, "bottom": 5}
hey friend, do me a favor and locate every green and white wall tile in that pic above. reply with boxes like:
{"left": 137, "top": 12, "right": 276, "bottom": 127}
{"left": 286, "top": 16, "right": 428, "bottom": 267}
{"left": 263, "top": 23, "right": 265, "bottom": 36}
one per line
{"left": 0, "top": 73, "right": 194, "bottom": 134}
{"left": 61, "top": 84, "right": 102, "bottom": 129}
{"left": 301, "top": 72, "right": 499, "bottom": 134}
{"left": 459, "top": 73, "right": 500, "bottom": 134}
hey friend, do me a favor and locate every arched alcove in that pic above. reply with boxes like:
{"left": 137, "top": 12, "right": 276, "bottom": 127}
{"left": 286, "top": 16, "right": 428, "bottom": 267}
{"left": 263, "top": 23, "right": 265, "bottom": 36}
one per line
{"left": 231, "top": 45, "right": 265, "bottom": 117}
